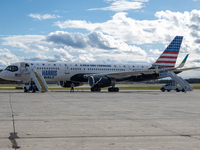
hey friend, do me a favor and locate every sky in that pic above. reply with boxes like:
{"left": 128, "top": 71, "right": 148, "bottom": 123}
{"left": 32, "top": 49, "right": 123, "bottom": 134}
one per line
{"left": 0, "top": 0, "right": 200, "bottom": 78}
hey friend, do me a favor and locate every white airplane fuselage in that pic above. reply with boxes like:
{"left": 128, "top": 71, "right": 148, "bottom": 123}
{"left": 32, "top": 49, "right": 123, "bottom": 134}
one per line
{"left": 0, "top": 61, "right": 151, "bottom": 83}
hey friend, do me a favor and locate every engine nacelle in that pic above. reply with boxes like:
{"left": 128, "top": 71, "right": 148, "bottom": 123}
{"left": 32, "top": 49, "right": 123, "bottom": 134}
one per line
{"left": 88, "top": 76, "right": 115, "bottom": 88}
{"left": 59, "top": 81, "right": 83, "bottom": 87}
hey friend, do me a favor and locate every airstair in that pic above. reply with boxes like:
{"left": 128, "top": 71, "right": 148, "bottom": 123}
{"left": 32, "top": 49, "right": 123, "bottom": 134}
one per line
{"left": 168, "top": 71, "right": 193, "bottom": 91}
{"left": 23, "top": 67, "right": 48, "bottom": 92}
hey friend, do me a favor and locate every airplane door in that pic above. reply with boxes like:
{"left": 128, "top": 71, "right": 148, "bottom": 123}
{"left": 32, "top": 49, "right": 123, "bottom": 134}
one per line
{"left": 20, "top": 62, "right": 26, "bottom": 72}
{"left": 65, "top": 65, "right": 70, "bottom": 74}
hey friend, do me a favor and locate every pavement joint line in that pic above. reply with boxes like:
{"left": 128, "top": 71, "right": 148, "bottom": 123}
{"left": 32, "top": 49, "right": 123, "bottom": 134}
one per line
{"left": 8, "top": 93, "right": 20, "bottom": 149}
{"left": 2, "top": 134, "right": 200, "bottom": 139}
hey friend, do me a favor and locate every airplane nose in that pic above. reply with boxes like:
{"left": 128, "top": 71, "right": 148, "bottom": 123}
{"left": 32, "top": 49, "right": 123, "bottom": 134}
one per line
{"left": 0, "top": 71, "right": 6, "bottom": 79}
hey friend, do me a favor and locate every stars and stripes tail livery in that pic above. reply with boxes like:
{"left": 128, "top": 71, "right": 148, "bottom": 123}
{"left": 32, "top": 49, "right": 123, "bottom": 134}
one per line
{"left": 152, "top": 36, "right": 183, "bottom": 68}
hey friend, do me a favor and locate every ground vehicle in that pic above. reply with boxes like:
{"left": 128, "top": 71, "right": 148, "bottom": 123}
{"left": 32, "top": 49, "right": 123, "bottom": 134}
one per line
{"left": 160, "top": 82, "right": 185, "bottom": 92}
{"left": 24, "top": 81, "right": 38, "bottom": 93}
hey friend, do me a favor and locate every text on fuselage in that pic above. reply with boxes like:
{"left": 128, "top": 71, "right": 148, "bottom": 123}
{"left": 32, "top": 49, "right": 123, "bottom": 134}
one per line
{"left": 42, "top": 70, "right": 57, "bottom": 79}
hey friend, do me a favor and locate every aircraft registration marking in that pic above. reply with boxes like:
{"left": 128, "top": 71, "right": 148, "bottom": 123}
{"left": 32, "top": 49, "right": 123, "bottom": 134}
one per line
{"left": 159, "top": 72, "right": 168, "bottom": 77}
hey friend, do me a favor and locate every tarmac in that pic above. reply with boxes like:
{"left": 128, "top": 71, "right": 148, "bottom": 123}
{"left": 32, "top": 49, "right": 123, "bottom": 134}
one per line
{"left": 0, "top": 90, "right": 200, "bottom": 150}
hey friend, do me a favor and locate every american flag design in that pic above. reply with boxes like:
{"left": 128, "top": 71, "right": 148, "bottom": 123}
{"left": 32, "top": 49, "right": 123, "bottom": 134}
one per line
{"left": 15, "top": 73, "right": 21, "bottom": 77}
{"left": 153, "top": 36, "right": 183, "bottom": 68}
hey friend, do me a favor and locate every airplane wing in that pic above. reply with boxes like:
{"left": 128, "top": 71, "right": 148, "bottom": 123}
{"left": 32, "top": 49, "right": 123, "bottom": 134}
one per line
{"left": 94, "top": 53, "right": 199, "bottom": 79}
{"left": 173, "top": 67, "right": 200, "bottom": 73}
{"left": 84, "top": 67, "right": 200, "bottom": 79}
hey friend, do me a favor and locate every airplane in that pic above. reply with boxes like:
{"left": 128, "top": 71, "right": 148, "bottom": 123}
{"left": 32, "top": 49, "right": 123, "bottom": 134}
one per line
{"left": 0, "top": 36, "right": 199, "bottom": 92}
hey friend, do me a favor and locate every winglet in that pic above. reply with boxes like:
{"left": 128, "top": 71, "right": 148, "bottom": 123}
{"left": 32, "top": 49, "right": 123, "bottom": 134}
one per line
{"left": 177, "top": 54, "right": 189, "bottom": 68}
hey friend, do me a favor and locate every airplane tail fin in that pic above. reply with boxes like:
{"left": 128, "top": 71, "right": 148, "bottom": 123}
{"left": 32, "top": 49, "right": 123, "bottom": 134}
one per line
{"left": 176, "top": 54, "right": 189, "bottom": 68}
{"left": 152, "top": 36, "right": 183, "bottom": 68}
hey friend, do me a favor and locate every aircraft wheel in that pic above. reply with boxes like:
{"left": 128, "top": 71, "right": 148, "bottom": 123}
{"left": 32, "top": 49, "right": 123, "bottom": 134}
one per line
{"left": 108, "top": 87, "right": 119, "bottom": 92}
{"left": 98, "top": 87, "right": 101, "bottom": 92}
{"left": 115, "top": 87, "right": 119, "bottom": 92}
{"left": 176, "top": 88, "right": 180, "bottom": 92}
{"left": 91, "top": 87, "right": 101, "bottom": 92}
{"left": 91, "top": 87, "right": 94, "bottom": 92}
{"left": 161, "top": 88, "right": 165, "bottom": 92}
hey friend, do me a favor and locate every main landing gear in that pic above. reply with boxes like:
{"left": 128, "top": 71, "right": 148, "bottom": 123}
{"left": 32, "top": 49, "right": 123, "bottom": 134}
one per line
{"left": 91, "top": 86, "right": 101, "bottom": 92}
{"left": 90, "top": 86, "right": 119, "bottom": 92}
{"left": 108, "top": 87, "right": 119, "bottom": 92}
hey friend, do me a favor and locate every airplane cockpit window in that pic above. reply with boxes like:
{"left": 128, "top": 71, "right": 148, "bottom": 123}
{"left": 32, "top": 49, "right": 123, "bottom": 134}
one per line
{"left": 5, "top": 66, "right": 18, "bottom": 72}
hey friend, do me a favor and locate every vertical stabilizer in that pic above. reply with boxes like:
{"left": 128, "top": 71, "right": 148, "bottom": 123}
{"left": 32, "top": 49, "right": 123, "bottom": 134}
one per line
{"left": 152, "top": 36, "right": 183, "bottom": 68}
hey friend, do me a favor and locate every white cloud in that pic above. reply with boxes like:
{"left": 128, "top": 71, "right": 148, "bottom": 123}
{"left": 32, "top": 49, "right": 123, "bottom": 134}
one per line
{"left": 54, "top": 20, "right": 101, "bottom": 30}
{"left": 54, "top": 12, "right": 160, "bottom": 44}
{"left": 0, "top": 48, "right": 21, "bottom": 66}
{"left": 54, "top": 10, "right": 200, "bottom": 51}
{"left": 78, "top": 54, "right": 96, "bottom": 62}
{"left": 88, "top": 0, "right": 149, "bottom": 11}
{"left": 2, "top": 30, "right": 147, "bottom": 64}
{"left": 179, "top": 70, "right": 200, "bottom": 79}
{"left": 53, "top": 48, "right": 74, "bottom": 62}
{"left": 28, "top": 13, "right": 61, "bottom": 20}
{"left": 2, "top": 35, "right": 50, "bottom": 53}
{"left": 149, "top": 49, "right": 162, "bottom": 55}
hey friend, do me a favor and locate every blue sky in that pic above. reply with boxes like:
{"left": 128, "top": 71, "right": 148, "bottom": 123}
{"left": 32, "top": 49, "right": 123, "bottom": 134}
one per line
{"left": 1, "top": 0, "right": 200, "bottom": 78}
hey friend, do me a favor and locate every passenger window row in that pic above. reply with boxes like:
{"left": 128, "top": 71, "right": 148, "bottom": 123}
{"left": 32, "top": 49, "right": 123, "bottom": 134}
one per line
{"left": 37, "top": 67, "right": 59, "bottom": 70}
{"left": 71, "top": 68, "right": 81, "bottom": 70}
{"left": 71, "top": 68, "right": 126, "bottom": 71}
{"left": 88, "top": 68, "right": 125, "bottom": 71}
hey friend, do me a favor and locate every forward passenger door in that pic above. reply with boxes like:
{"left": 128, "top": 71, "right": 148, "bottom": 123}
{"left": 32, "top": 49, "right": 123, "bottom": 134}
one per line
{"left": 65, "top": 64, "right": 70, "bottom": 74}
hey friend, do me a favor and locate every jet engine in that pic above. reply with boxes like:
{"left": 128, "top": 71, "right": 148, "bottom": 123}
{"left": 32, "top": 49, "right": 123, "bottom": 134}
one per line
{"left": 88, "top": 76, "right": 115, "bottom": 88}
{"left": 59, "top": 81, "right": 83, "bottom": 87}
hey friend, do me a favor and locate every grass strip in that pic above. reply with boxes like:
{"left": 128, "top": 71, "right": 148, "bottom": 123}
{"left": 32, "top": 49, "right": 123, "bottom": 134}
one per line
{"left": 0, "top": 84, "right": 200, "bottom": 90}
